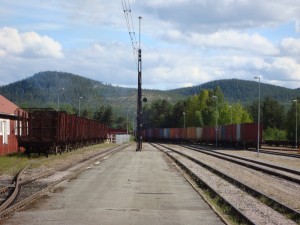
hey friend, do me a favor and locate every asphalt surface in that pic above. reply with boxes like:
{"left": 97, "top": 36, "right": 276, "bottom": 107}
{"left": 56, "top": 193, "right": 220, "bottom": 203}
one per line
{"left": 1, "top": 143, "right": 225, "bottom": 225}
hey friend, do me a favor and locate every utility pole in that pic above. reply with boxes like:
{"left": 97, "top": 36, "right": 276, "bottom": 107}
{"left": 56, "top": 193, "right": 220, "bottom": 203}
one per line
{"left": 136, "top": 16, "right": 142, "bottom": 151}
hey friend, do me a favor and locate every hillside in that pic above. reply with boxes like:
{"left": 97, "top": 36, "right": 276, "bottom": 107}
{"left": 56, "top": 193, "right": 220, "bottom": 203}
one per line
{"left": 171, "top": 79, "right": 300, "bottom": 104}
{"left": 0, "top": 71, "right": 183, "bottom": 115}
{"left": 1, "top": 72, "right": 299, "bottom": 116}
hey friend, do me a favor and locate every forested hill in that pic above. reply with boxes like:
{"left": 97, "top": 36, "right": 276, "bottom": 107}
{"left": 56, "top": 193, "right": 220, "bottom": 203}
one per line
{"left": 0, "top": 71, "right": 181, "bottom": 114}
{"left": 0, "top": 72, "right": 299, "bottom": 114}
{"left": 170, "top": 79, "right": 300, "bottom": 104}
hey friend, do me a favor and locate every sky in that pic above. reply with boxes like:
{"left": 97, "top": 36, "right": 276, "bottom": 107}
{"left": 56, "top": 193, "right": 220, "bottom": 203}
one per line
{"left": 0, "top": 0, "right": 300, "bottom": 90}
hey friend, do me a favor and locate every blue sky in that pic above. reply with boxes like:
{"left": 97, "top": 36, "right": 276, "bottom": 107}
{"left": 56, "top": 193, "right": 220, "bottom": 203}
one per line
{"left": 0, "top": 0, "right": 300, "bottom": 90}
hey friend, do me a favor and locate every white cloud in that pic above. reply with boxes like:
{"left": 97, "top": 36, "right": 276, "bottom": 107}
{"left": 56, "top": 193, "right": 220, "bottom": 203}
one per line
{"left": 186, "top": 31, "right": 279, "bottom": 55}
{"left": 267, "top": 57, "right": 300, "bottom": 81}
{"left": 0, "top": 27, "right": 23, "bottom": 55}
{"left": 1, "top": 1, "right": 300, "bottom": 90}
{"left": 138, "top": 0, "right": 300, "bottom": 32}
{"left": 280, "top": 37, "right": 300, "bottom": 56}
{"left": 0, "top": 27, "right": 63, "bottom": 58}
{"left": 296, "top": 20, "right": 300, "bottom": 33}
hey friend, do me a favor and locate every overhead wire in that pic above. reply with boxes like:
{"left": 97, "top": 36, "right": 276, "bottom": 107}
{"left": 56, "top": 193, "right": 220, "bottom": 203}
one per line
{"left": 121, "top": 0, "right": 138, "bottom": 68}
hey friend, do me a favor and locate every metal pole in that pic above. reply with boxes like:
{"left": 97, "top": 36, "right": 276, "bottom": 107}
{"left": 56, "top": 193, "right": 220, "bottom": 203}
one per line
{"left": 136, "top": 16, "right": 142, "bottom": 151}
{"left": 229, "top": 105, "right": 233, "bottom": 145}
{"left": 254, "top": 76, "right": 260, "bottom": 156}
{"left": 293, "top": 99, "right": 298, "bottom": 148}
{"left": 297, "top": 100, "right": 298, "bottom": 148}
{"left": 127, "top": 109, "right": 129, "bottom": 134}
{"left": 58, "top": 92, "right": 60, "bottom": 111}
{"left": 183, "top": 112, "right": 186, "bottom": 128}
{"left": 79, "top": 96, "right": 83, "bottom": 116}
{"left": 213, "top": 96, "right": 218, "bottom": 147}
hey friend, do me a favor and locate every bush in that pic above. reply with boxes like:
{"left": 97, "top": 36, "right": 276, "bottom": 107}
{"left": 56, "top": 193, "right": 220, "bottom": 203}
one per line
{"left": 263, "top": 127, "right": 287, "bottom": 141}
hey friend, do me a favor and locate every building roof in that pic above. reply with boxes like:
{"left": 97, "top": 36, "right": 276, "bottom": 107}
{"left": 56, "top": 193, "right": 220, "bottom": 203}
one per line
{"left": 0, "top": 95, "right": 19, "bottom": 115}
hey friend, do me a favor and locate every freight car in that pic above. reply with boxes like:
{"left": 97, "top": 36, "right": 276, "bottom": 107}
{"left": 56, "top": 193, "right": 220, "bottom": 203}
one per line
{"left": 14, "top": 108, "right": 108, "bottom": 157}
{"left": 142, "top": 123, "right": 263, "bottom": 149}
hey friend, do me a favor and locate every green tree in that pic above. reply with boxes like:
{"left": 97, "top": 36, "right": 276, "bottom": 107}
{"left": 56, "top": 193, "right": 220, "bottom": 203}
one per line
{"left": 247, "top": 100, "right": 260, "bottom": 123}
{"left": 286, "top": 98, "right": 299, "bottom": 141}
{"left": 262, "top": 97, "right": 285, "bottom": 129}
{"left": 170, "top": 100, "right": 186, "bottom": 127}
{"left": 115, "top": 116, "right": 127, "bottom": 130}
{"left": 102, "top": 106, "right": 113, "bottom": 126}
{"left": 148, "top": 99, "right": 172, "bottom": 128}
{"left": 93, "top": 106, "right": 114, "bottom": 126}
{"left": 186, "top": 95, "right": 201, "bottom": 127}
{"left": 263, "top": 127, "right": 287, "bottom": 141}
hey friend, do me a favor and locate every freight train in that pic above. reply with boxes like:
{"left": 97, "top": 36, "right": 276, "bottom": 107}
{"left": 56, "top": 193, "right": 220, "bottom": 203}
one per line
{"left": 142, "top": 123, "right": 263, "bottom": 149}
{"left": 15, "top": 108, "right": 108, "bottom": 157}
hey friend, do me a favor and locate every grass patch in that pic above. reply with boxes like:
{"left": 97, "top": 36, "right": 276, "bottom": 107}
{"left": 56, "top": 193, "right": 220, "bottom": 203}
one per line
{"left": 0, "top": 153, "right": 31, "bottom": 176}
{"left": 0, "top": 143, "right": 117, "bottom": 176}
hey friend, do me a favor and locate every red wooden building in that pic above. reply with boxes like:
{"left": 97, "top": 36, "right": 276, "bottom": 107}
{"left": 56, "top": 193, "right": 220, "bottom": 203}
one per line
{"left": 0, "top": 95, "right": 19, "bottom": 156}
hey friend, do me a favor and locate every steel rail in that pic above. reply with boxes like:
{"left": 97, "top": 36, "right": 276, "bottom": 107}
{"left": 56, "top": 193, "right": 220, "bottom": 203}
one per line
{"left": 152, "top": 143, "right": 256, "bottom": 225}
{"left": 246, "top": 149, "right": 300, "bottom": 158}
{"left": 0, "top": 167, "right": 27, "bottom": 212}
{"left": 181, "top": 144, "right": 300, "bottom": 184}
{"left": 186, "top": 144, "right": 300, "bottom": 176}
{"left": 155, "top": 143, "right": 300, "bottom": 223}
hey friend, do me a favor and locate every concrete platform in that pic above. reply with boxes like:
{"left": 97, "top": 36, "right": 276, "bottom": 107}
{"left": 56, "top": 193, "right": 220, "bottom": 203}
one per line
{"left": 1, "top": 143, "right": 225, "bottom": 225}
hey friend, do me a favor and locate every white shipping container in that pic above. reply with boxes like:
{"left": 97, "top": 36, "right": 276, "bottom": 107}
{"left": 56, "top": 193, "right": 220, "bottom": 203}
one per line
{"left": 196, "top": 127, "right": 203, "bottom": 141}
{"left": 115, "top": 134, "right": 130, "bottom": 144}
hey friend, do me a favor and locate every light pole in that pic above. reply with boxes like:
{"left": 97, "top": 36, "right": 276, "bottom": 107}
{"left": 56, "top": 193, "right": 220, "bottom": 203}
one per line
{"left": 212, "top": 95, "right": 218, "bottom": 147}
{"left": 254, "top": 76, "right": 261, "bottom": 156}
{"left": 183, "top": 112, "right": 186, "bottom": 128}
{"left": 78, "top": 96, "right": 83, "bottom": 116}
{"left": 126, "top": 109, "right": 130, "bottom": 134}
{"left": 229, "top": 105, "right": 233, "bottom": 145}
{"left": 293, "top": 99, "right": 298, "bottom": 148}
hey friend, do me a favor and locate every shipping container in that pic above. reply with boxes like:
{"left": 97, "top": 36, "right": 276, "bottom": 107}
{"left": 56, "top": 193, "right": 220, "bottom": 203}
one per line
{"left": 240, "top": 123, "right": 263, "bottom": 148}
{"left": 196, "top": 127, "right": 203, "bottom": 142}
{"left": 187, "top": 127, "right": 197, "bottom": 142}
{"left": 224, "top": 124, "right": 237, "bottom": 145}
{"left": 172, "top": 128, "right": 180, "bottom": 142}
{"left": 203, "top": 126, "right": 216, "bottom": 144}
{"left": 153, "top": 128, "right": 160, "bottom": 140}
{"left": 236, "top": 124, "right": 241, "bottom": 142}
{"left": 164, "top": 128, "right": 170, "bottom": 140}
{"left": 178, "top": 128, "right": 187, "bottom": 141}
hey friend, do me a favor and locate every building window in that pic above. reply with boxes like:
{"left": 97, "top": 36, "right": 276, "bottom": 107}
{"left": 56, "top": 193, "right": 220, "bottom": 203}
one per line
{"left": 0, "top": 120, "right": 2, "bottom": 135}
{"left": 1, "top": 119, "right": 9, "bottom": 144}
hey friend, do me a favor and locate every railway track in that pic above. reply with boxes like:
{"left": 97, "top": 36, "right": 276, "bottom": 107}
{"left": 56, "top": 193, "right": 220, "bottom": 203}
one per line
{"left": 246, "top": 148, "right": 300, "bottom": 159}
{"left": 0, "top": 144, "right": 129, "bottom": 219}
{"left": 152, "top": 143, "right": 300, "bottom": 225}
{"left": 183, "top": 144, "right": 300, "bottom": 184}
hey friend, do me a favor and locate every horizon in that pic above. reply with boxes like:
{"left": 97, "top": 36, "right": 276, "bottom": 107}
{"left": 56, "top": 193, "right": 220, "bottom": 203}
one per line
{"left": 2, "top": 71, "right": 299, "bottom": 91}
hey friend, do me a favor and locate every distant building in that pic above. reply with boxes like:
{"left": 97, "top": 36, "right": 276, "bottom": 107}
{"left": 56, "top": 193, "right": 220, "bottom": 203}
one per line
{"left": 0, "top": 95, "right": 19, "bottom": 156}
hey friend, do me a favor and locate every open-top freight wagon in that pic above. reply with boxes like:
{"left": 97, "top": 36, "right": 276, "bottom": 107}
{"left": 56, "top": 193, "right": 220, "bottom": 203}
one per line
{"left": 15, "top": 108, "right": 108, "bottom": 157}
{"left": 142, "top": 122, "right": 263, "bottom": 149}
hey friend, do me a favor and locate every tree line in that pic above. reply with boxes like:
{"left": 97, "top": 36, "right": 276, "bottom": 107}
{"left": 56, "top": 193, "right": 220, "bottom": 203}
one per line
{"left": 142, "top": 86, "right": 300, "bottom": 142}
